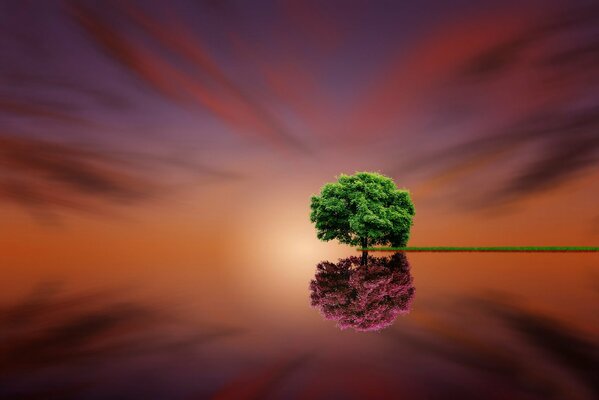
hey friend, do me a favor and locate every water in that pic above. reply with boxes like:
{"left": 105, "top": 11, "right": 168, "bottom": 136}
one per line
{"left": 0, "top": 251, "right": 597, "bottom": 399}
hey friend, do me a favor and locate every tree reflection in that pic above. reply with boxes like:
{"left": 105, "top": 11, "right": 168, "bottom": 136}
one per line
{"left": 309, "top": 253, "right": 415, "bottom": 331}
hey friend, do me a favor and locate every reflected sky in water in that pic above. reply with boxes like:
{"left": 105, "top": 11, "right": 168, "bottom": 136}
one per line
{"left": 1, "top": 252, "right": 597, "bottom": 399}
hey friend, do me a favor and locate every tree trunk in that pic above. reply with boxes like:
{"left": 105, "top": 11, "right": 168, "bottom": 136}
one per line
{"left": 361, "top": 237, "right": 368, "bottom": 266}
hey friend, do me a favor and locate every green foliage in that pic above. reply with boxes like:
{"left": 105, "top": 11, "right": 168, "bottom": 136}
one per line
{"left": 357, "top": 246, "right": 599, "bottom": 252}
{"left": 310, "top": 172, "right": 415, "bottom": 247}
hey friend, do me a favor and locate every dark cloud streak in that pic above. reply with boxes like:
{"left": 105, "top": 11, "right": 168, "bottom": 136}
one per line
{"left": 64, "top": 0, "right": 308, "bottom": 154}
{"left": 0, "top": 134, "right": 238, "bottom": 219}
{"left": 394, "top": 4, "right": 599, "bottom": 210}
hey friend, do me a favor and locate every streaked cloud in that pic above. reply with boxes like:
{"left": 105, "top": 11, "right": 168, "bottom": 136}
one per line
{"left": 385, "top": 4, "right": 599, "bottom": 209}
{"left": 65, "top": 0, "right": 308, "bottom": 153}
{"left": 0, "top": 133, "right": 237, "bottom": 219}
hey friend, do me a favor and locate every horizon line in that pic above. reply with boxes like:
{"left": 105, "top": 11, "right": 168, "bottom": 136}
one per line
{"left": 357, "top": 246, "right": 599, "bottom": 253}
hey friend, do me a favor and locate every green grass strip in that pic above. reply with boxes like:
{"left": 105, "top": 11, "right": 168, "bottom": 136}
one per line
{"left": 358, "top": 246, "right": 599, "bottom": 252}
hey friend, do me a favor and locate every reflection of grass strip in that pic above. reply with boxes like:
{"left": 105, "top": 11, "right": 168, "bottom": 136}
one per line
{"left": 358, "top": 246, "right": 599, "bottom": 252}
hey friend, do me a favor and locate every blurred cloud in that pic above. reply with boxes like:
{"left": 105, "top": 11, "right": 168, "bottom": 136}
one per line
{"left": 0, "top": 134, "right": 152, "bottom": 217}
{"left": 280, "top": 0, "right": 343, "bottom": 51}
{"left": 406, "top": 107, "right": 599, "bottom": 208}
{"left": 0, "top": 71, "right": 133, "bottom": 110}
{"left": 227, "top": 32, "right": 331, "bottom": 138}
{"left": 1, "top": 0, "right": 593, "bottom": 221}
{"left": 388, "top": 3, "right": 599, "bottom": 210}
{"left": 347, "top": 4, "right": 538, "bottom": 141}
{"left": 64, "top": 1, "right": 191, "bottom": 105}
{"left": 0, "top": 133, "right": 238, "bottom": 219}
{"left": 64, "top": 0, "right": 308, "bottom": 153}
{"left": 0, "top": 98, "right": 98, "bottom": 127}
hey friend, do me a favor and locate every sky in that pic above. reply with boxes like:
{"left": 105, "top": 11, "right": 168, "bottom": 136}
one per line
{"left": 2, "top": 0, "right": 598, "bottom": 282}
{"left": 0, "top": 1, "right": 598, "bottom": 398}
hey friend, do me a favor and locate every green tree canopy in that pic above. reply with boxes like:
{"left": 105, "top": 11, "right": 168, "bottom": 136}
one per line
{"left": 310, "top": 172, "right": 415, "bottom": 248}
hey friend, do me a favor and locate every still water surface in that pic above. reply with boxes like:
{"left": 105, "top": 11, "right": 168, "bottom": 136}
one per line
{"left": 1, "top": 252, "right": 597, "bottom": 399}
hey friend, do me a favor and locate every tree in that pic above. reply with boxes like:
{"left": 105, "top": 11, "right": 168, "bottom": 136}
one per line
{"left": 309, "top": 254, "right": 415, "bottom": 331}
{"left": 310, "top": 172, "right": 415, "bottom": 265}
